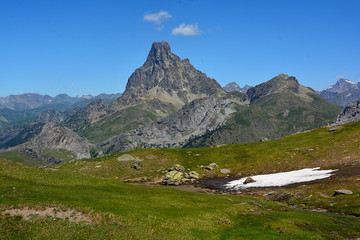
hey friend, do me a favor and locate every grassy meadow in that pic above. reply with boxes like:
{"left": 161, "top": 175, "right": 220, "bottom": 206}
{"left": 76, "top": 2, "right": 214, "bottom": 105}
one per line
{"left": 1, "top": 121, "right": 360, "bottom": 239}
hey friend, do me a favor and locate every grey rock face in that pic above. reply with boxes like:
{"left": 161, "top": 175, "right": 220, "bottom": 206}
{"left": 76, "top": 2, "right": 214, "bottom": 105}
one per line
{"left": 334, "top": 99, "right": 360, "bottom": 125}
{"left": 21, "top": 122, "right": 90, "bottom": 164}
{"left": 65, "top": 100, "right": 113, "bottom": 130}
{"left": 113, "top": 41, "right": 225, "bottom": 109}
{"left": 101, "top": 96, "right": 235, "bottom": 154}
{"left": 36, "top": 110, "right": 69, "bottom": 124}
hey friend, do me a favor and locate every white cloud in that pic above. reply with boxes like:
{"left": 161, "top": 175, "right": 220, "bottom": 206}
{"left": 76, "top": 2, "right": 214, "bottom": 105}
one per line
{"left": 336, "top": 75, "right": 345, "bottom": 80}
{"left": 144, "top": 11, "right": 172, "bottom": 25}
{"left": 171, "top": 24, "right": 201, "bottom": 36}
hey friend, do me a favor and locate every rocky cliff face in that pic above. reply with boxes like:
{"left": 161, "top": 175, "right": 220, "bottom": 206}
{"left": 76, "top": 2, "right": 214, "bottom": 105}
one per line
{"left": 20, "top": 122, "right": 90, "bottom": 165}
{"left": 100, "top": 96, "right": 236, "bottom": 154}
{"left": 112, "top": 41, "right": 225, "bottom": 110}
{"left": 335, "top": 99, "right": 360, "bottom": 125}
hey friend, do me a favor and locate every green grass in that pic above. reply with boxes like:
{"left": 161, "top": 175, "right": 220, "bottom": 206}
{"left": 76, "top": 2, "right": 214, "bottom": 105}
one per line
{"left": 0, "top": 150, "right": 38, "bottom": 166}
{"left": 1, "top": 159, "right": 360, "bottom": 239}
{"left": 64, "top": 121, "right": 360, "bottom": 180}
{"left": 2, "top": 121, "right": 360, "bottom": 239}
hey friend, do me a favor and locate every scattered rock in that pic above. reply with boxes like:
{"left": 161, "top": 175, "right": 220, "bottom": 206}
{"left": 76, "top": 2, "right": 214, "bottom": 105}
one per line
{"left": 130, "top": 161, "right": 142, "bottom": 170}
{"left": 268, "top": 192, "right": 294, "bottom": 201}
{"left": 206, "top": 163, "right": 219, "bottom": 170}
{"left": 333, "top": 189, "right": 353, "bottom": 196}
{"left": 169, "top": 164, "right": 185, "bottom": 172}
{"left": 263, "top": 191, "right": 276, "bottom": 196}
{"left": 328, "top": 126, "right": 339, "bottom": 132}
{"left": 188, "top": 171, "right": 199, "bottom": 179}
{"left": 220, "top": 169, "right": 230, "bottom": 174}
{"left": 163, "top": 170, "right": 184, "bottom": 185}
{"left": 243, "top": 177, "right": 256, "bottom": 184}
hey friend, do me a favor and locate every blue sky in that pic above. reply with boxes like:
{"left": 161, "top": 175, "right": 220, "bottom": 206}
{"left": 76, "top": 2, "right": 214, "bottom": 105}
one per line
{"left": 1, "top": 0, "right": 359, "bottom": 97}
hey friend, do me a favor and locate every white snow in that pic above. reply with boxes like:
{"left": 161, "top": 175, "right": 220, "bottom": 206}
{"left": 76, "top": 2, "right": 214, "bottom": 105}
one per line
{"left": 345, "top": 79, "right": 355, "bottom": 84}
{"left": 225, "top": 167, "right": 337, "bottom": 190}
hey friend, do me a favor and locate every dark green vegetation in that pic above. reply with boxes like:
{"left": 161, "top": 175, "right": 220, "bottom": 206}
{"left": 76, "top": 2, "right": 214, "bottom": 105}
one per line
{"left": 1, "top": 120, "right": 360, "bottom": 239}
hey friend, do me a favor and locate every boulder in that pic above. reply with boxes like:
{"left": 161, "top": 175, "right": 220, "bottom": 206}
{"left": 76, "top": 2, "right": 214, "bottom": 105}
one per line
{"left": 220, "top": 169, "right": 230, "bottom": 174}
{"left": 188, "top": 171, "right": 199, "bottom": 179}
{"left": 243, "top": 177, "right": 256, "bottom": 184}
{"left": 333, "top": 189, "right": 353, "bottom": 196}
{"left": 327, "top": 127, "right": 339, "bottom": 132}
{"left": 169, "top": 164, "right": 185, "bottom": 172}
{"left": 163, "top": 170, "right": 184, "bottom": 185}
{"left": 206, "top": 163, "right": 219, "bottom": 170}
{"left": 130, "top": 161, "right": 142, "bottom": 170}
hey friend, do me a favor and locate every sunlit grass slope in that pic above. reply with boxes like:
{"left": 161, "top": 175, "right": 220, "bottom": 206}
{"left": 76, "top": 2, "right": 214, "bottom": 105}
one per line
{"left": 1, "top": 159, "right": 360, "bottom": 239}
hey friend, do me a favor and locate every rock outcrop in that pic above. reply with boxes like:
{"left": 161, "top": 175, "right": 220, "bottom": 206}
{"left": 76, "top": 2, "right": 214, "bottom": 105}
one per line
{"left": 101, "top": 96, "right": 235, "bottom": 154}
{"left": 20, "top": 122, "right": 90, "bottom": 165}
{"left": 334, "top": 99, "right": 360, "bottom": 125}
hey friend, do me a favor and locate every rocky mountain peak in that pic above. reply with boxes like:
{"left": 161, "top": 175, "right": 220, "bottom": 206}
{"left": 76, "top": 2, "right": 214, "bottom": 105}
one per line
{"left": 223, "top": 82, "right": 252, "bottom": 93}
{"left": 326, "top": 78, "right": 357, "bottom": 93}
{"left": 144, "top": 41, "right": 179, "bottom": 68}
{"left": 247, "top": 74, "right": 313, "bottom": 103}
{"left": 114, "top": 41, "right": 224, "bottom": 109}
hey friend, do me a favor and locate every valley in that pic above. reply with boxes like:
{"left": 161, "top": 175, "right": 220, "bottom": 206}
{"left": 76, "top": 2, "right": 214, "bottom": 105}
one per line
{"left": 1, "top": 120, "right": 360, "bottom": 239}
{"left": 1, "top": 41, "right": 359, "bottom": 239}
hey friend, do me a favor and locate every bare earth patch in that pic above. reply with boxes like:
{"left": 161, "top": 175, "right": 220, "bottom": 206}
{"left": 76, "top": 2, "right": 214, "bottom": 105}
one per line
{"left": 2, "top": 206, "right": 93, "bottom": 223}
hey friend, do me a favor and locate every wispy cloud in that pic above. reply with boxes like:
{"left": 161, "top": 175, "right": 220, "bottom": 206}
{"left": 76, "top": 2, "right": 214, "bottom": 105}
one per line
{"left": 171, "top": 24, "right": 201, "bottom": 36}
{"left": 336, "top": 75, "right": 345, "bottom": 80}
{"left": 144, "top": 11, "right": 172, "bottom": 25}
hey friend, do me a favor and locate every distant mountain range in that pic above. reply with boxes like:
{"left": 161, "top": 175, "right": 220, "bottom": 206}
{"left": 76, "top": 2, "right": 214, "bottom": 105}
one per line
{"left": 0, "top": 93, "right": 121, "bottom": 127}
{"left": 0, "top": 93, "right": 122, "bottom": 111}
{"left": 0, "top": 41, "right": 343, "bottom": 165}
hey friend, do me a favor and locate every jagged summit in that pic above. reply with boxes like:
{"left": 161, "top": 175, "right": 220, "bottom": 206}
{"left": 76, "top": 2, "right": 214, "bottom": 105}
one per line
{"left": 326, "top": 78, "right": 357, "bottom": 93}
{"left": 320, "top": 77, "right": 360, "bottom": 106}
{"left": 115, "top": 41, "right": 225, "bottom": 109}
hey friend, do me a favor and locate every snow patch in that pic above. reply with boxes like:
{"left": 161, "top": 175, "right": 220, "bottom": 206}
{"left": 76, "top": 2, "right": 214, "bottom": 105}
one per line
{"left": 225, "top": 167, "right": 337, "bottom": 189}
{"left": 345, "top": 79, "right": 355, "bottom": 84}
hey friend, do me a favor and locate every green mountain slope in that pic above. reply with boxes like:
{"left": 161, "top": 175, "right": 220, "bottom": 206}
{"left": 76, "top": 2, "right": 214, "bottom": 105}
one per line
{"left": 184, "top": 74, "right": 342, "bottom": 148}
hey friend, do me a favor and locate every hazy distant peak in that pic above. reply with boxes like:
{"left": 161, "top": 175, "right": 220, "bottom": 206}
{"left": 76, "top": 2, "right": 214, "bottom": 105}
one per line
{"left": 223, "top": 82, "right": 252, "bottom": 93}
